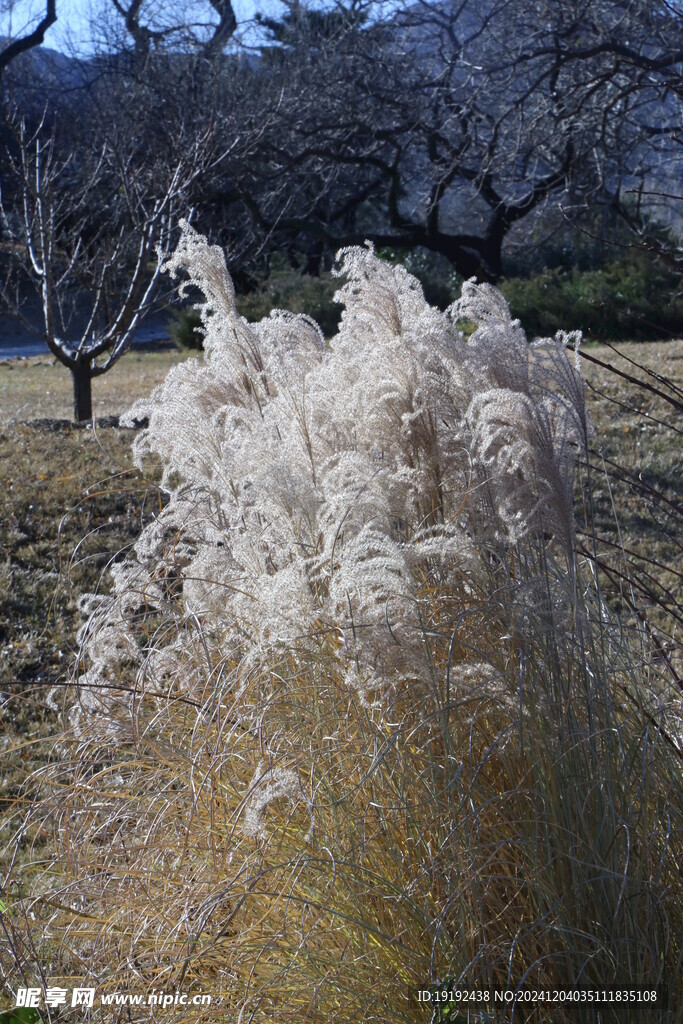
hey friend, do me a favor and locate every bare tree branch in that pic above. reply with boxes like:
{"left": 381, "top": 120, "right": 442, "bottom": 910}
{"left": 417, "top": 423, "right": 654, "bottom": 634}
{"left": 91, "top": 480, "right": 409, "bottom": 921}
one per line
{"left": 0, "top": 0, "right": 57, "bottom": 80}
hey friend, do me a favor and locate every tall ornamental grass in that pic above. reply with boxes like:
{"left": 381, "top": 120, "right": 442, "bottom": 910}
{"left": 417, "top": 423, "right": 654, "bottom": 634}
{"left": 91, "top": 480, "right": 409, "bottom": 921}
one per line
{"left": 3, "top": 224, "right": 680, "bottom": 1022}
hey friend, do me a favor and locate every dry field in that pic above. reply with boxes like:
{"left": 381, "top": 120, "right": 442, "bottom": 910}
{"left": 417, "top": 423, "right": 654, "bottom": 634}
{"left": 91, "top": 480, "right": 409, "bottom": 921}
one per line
{"left": 0, "top": 348, "right": 187, "bottom": 426}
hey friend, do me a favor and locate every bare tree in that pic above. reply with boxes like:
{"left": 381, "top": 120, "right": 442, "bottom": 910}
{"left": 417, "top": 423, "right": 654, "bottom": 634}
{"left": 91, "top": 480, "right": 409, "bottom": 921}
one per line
{"left": 0, "top": 0, "right": 255, "bottom": 421}
{"left": 0, "top": 0, "right": 56, "bottom": 81}
{"left": 3, "top": 115, "right": 218, "bottom": 420}
{"left": 3, "top": 0, "right": 680, "bottom": 353}
{"left": 91, "top": 0, "right": 238, "bottom": 58}
{"left": 220, "top": 0, "right": 682, "bottom": 280}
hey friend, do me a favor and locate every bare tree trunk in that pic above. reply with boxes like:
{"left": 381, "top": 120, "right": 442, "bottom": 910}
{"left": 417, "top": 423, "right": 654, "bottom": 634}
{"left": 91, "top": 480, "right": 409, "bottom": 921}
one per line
{"left": 72, "top": 363, "right": 93, "bottom": 422}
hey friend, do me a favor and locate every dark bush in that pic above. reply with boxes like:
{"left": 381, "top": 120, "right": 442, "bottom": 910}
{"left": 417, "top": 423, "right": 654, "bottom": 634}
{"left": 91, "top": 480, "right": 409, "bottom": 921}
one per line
{"left": 168, "top": 306, "right": 205, "bottom": 350}
{"left": 500, "top": 252, "right": 682, "bottom": 341}
{"left": 168, "top": 270, "right": 341, "bottom": 351}
{"left": 237, "top": 269, "right": 341, "bottom": 339}
{"left": 170, "top": 247, "right": 680, "bottom": 349}
{"left": 378, "top": 247, "right": 460, "bottom": 309}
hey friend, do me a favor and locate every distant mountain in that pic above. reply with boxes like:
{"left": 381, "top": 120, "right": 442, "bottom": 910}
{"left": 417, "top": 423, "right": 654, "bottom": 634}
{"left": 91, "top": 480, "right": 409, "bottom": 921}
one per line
{"left": 1, "top": 39, "right": 95, "bottom": 118}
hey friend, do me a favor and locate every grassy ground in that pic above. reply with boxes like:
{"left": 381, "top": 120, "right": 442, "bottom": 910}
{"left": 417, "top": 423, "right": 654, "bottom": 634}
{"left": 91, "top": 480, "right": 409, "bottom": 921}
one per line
{"left": 0, "top": 347, "right": 185, "bottom": 698}
{"left": 0, "top": 418, "right": 166, "bottom": 837}
{"left": 0, "top": 349, "right": 187, "bottom": 426}
{"left": 576, "top": 341, "right": 682, "bottom": 649}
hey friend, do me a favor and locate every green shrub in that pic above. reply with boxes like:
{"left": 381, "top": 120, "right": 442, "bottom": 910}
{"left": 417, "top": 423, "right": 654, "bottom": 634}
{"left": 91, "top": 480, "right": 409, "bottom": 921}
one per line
{"left": 501, "top": 253, "right": 683, "bottom": 341}
{"left": 169, "top": 269, "right": 342, "bottom": 350}
{"left": 378, "top": 246, "right": 460, "bottom": 309}
{"left": 237, "top": 267, "right": 341, "bottom": 338}
{"left": 167, "top": 305, "right": 205, "bottom": 350}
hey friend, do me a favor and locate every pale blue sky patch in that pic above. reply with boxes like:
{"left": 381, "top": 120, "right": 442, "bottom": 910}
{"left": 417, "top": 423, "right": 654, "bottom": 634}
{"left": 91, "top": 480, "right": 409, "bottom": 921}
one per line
{"left": 0, "top": 0, "right": 273, "bottom": 56}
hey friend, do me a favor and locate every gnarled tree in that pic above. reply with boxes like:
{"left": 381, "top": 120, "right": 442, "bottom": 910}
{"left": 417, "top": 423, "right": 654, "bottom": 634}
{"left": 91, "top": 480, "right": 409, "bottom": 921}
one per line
{"left": 222, "top": 0, "right": 682, "bottom": 280}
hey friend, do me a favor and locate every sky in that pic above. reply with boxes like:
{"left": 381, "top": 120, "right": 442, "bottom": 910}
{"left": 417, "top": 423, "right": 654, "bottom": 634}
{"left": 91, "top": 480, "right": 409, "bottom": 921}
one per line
{"left": 2, "top": 0, "right": 98, "bottom": 53}
{"left": 0, "top": 0, "right": 271, "bottom": 55}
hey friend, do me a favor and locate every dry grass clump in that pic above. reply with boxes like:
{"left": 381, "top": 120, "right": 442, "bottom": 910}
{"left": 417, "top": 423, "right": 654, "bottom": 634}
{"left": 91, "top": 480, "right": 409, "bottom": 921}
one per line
{"left": 6, "top": 563, "right": 679, "bottom": 1023}
{"left": 1, "top": 228, "right": 680, "bottom": 1023}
